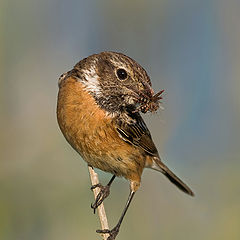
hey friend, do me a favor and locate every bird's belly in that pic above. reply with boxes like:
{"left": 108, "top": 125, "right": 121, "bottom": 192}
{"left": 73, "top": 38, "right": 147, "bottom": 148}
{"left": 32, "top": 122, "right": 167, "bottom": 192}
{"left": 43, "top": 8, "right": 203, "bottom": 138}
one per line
{"left": 57, "top": 79, "right": 145, "bottom": 180}
{"left": 76, "top": 124, "right": 146, "bottom": 179}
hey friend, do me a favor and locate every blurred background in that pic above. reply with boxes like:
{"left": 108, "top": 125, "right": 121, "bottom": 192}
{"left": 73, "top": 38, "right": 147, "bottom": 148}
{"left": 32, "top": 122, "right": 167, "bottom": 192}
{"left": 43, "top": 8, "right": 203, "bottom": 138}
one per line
{"left": 1, "top": 0, "right": 240, "bottom": 239}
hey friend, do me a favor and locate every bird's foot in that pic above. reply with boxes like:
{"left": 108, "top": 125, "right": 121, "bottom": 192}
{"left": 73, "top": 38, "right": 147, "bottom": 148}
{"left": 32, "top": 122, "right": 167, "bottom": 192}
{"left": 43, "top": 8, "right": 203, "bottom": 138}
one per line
{"left": 96, "top": 226, "right": 120, "bottom": 240}
{"left": 91, "top": 183, "right": 110, "bottom": 213}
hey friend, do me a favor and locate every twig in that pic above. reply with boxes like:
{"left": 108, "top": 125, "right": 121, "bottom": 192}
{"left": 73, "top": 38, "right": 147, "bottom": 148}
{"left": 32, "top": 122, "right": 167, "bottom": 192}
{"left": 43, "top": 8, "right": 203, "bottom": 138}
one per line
{"left": 88, "top": 166, "right": 109, "bottom": 240}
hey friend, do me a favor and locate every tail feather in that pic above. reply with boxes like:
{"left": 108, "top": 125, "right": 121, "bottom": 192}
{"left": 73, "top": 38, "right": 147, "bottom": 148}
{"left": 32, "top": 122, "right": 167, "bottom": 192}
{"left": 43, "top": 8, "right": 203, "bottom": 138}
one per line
{"left": 151, "top": 158, "right": 194, "bottom": 196}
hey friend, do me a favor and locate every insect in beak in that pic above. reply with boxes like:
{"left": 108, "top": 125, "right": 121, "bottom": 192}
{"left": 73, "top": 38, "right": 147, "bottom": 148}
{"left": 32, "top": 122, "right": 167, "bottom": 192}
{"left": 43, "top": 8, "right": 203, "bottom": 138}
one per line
{"left": 133, "top": 89, "right": 164, "bottom": 113}
{"left": 129, "top": 80, "right": 164, "bottom": 113}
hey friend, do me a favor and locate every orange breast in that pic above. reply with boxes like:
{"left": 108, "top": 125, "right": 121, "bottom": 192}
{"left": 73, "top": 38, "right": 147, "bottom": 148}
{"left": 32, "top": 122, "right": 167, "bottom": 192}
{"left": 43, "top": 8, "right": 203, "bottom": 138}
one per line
{"left": 57, "top": 76, "right": 146, "bottom": 182}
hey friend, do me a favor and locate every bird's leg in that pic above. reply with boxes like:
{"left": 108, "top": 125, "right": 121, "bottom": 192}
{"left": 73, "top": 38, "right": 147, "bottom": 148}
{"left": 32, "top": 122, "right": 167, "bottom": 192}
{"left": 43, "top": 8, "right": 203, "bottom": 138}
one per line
{"left": 91, "top": 175, "right": 116, "bottom": 213}
{"left": 96, "top": 190, "right": 135, "bottom": 240}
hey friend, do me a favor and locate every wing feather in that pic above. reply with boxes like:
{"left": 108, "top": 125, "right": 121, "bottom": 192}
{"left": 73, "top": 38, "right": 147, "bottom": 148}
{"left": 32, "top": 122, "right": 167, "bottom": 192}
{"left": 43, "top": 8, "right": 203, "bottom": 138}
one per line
{"left": 115, "top": 112, "right": 158, "bottom": 156}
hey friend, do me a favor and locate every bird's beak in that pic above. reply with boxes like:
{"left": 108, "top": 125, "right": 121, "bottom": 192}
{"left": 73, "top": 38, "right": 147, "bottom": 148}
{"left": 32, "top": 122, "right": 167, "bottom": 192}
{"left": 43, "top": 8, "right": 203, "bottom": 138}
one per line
{"left": 126, "top": 79, "right": 164, "bottom": 113}
{"left": 140, "top": 80, "right": 154, "bottom": 99}
{"left": 124, "top": 80, "right": 154, "bottom": 100}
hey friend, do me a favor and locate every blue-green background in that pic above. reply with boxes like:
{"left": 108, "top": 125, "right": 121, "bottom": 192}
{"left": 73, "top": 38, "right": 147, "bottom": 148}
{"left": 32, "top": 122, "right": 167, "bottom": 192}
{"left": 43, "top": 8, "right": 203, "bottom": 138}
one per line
{"left": 1, "top": 0, "right": 240, "bottom": 239}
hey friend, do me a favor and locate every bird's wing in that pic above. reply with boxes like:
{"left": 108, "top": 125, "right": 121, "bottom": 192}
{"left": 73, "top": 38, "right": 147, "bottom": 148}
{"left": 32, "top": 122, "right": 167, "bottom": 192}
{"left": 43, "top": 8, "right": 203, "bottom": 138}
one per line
{"left": 115, "top": 112, "right": 158, "bottom": 156}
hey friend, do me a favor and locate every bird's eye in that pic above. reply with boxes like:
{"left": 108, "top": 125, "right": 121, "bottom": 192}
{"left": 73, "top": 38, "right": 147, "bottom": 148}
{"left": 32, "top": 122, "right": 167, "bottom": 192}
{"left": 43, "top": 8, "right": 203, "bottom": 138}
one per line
{"left": 116, "top": 68, "right": 128, "bottom": 80}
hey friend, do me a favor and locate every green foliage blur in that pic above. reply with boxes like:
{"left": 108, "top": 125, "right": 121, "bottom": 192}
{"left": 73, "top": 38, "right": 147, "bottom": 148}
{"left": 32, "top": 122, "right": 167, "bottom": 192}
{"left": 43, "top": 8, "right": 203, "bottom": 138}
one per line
{"left": 1, "top": 0, "right": 240, "bottom": 240}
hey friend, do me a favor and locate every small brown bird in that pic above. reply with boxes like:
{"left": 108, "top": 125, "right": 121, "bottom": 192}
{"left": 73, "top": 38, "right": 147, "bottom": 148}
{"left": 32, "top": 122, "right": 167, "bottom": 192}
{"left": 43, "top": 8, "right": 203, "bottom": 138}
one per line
{"left": 57, "top": 51, "right": 194, "bottom": 240}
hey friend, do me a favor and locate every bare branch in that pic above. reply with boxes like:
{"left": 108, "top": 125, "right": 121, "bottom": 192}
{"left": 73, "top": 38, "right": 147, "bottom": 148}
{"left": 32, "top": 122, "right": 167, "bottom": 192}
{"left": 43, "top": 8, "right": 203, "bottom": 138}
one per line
{"left": 88, "top": 166, "right": 109, "bottom": 240}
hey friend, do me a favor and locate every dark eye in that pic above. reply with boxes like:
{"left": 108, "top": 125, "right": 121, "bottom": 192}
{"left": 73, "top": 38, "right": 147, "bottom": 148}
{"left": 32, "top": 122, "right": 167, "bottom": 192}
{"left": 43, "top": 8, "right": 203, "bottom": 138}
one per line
{"left": 116, "top": 68, "right": 128, "bottom": 80}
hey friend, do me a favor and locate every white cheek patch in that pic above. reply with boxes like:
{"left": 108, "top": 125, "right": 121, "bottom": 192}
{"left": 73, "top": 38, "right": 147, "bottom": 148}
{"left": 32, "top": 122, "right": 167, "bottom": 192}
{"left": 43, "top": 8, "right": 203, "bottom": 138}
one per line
{"left": 81, "top": 66, "right": 101, "bottom": 96}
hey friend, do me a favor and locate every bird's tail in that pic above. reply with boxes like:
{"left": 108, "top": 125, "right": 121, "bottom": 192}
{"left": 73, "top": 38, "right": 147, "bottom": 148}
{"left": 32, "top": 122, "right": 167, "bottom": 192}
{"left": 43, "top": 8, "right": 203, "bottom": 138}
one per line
{"left": 151, "top": 157, "right": 194, "bottom": 196}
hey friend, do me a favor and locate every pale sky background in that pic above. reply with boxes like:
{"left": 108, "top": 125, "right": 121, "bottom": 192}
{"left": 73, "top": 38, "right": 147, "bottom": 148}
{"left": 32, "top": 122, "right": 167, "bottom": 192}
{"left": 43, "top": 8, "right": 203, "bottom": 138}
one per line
{"left": 1, "top": 0, "right": 240, "bottom": 240}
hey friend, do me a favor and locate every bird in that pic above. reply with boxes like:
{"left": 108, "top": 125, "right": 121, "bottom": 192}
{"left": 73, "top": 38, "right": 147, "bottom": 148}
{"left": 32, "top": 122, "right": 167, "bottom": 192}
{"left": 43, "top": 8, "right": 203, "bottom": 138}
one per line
{"left": 57, "top": 51, "right": 194, "bottom": 240}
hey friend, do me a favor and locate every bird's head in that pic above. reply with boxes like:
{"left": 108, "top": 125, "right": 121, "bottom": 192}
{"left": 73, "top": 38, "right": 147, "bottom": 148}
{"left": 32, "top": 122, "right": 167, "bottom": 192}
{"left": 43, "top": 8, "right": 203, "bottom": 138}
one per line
{"left": 67, "top": 52, "right": 164, "bottom": 114}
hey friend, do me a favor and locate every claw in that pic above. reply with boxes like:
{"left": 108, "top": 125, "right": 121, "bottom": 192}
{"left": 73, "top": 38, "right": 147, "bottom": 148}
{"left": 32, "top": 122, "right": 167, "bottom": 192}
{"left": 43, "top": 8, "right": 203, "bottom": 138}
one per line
{"left": 91, "top": 183, "right": 101, "bottom": 190}
{"left": 97, "top": 226, "right": 120, "bottom": 240}
{"left": 90, "top": 184, "right": 110, "bottom": 214}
